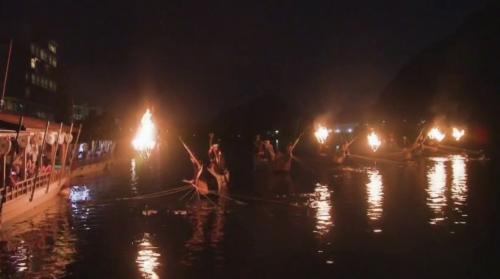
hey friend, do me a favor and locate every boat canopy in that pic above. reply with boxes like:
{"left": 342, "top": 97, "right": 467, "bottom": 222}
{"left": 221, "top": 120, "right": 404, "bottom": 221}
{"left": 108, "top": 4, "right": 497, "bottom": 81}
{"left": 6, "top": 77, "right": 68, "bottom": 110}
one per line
{"left": 0, "top": 111, "right": 73, "bottom": 133}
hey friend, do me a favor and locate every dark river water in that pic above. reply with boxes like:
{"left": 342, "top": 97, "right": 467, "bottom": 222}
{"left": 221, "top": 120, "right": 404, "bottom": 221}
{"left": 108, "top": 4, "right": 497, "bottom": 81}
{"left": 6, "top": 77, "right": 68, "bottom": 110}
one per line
{"left": 0, "top": 143, "right": 498, "bottom": 278}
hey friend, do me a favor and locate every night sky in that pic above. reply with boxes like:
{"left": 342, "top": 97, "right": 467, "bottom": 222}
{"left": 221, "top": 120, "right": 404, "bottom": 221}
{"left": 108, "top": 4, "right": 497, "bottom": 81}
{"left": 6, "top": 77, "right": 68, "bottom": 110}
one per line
{"left": 0, "top": 0, "right": 491, "bottom": 124}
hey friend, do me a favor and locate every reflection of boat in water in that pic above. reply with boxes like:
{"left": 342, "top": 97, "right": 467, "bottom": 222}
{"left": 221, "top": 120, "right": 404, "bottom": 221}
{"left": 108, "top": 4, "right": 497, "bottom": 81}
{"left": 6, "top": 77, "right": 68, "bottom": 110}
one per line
{"left": 182, "top": 188, "right": 227, "bottom": 266}
{"left": 0, "top": 195, "right": 76, "bottom": 277}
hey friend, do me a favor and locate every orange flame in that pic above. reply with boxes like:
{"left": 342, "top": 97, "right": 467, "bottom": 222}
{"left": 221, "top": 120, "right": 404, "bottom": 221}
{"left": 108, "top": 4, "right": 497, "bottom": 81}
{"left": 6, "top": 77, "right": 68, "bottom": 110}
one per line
{"left": 314, "top": 125, "right": 332, "bottom": 144}
{"left": 452, "top": 127, "right": 465, "bottom": 141}
{"left": 427, "top": 127, "right": 445, "bottom": 142}
{"left": 132, "top": 109, "right": 157, "bottom": 153}
{"left": 367, "top": 131, "right": 381, "bottom": 152}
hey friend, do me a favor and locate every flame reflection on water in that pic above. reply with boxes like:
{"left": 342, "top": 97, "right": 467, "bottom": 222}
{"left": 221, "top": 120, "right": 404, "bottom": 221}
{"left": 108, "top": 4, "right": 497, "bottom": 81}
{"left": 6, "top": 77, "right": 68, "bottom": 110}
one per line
{"left": 426, "top": 155, "right": 469, "bottom": 226}
{"left": 366, "top": 168, "right": 383, "bottom": 232}
{"left": 309, "top": 183, "right": 333, "bottom": 236}
{"left": 451, "top": 155, "right": 468, "bottom": 225}
{"left": 130, "top": 158, "right": 138, "bottom": 194}
{"left": 136, "top": 233, "right": 161, "bottom": 279}
{"left": 426, "top": 157, "right": 447, "bottom": 225}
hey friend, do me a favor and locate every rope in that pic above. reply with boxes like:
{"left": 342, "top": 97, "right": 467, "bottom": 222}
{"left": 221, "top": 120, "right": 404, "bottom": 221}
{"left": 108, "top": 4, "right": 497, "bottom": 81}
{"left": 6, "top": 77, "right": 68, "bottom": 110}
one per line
{"left": 228, "top": 193, "right": 302, "bottom": 208}
{"left": 116, "top": 185, "right": 190, "bottom": 201}
{"left": 215, "top": 193, "right": 247, "bottom": 205}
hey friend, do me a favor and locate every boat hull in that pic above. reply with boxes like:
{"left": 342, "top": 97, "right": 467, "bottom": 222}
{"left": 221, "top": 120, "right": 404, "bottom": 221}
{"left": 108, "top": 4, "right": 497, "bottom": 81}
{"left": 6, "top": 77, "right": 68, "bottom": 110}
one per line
{"left": 1, "top": 176, "right": 70, "bottom": 225}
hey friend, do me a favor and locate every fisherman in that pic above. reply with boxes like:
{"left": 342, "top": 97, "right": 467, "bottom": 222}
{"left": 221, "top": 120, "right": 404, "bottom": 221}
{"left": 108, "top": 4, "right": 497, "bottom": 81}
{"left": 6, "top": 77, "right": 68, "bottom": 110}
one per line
{"left": 263, "top": 140, "right": 276, "bottom": 161}
{"left": 209, "top": 143, "right": 225, "bottom": 172}
{"left": 207, "top": 134, "right": 230, "bottom": 187}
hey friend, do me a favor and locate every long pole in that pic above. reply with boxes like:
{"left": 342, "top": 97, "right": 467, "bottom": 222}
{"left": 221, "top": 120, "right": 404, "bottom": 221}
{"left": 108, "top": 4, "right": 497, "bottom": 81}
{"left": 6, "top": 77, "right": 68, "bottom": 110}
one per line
{"left": 30, "top": 121, "right": 50, "bottom": 202}
{"left": 46, "top": 123, "right": 62, "bottom": 193}
{"left": 13, "top": 115, "right": 25, "bottom": 181}
{"left": 67, "top": 124, "right": 82, "bottom": 174}
{"left": 0, "top": 154, "right": 6, "bottom": 214}
{"left": 13, "top": 115, "right": 24, "bottom": 158}
{"left": 1, "top": 39, "right": 13, "bottom": 110}
{"left": 62, "top": 123, "right": 73, "bottom": 175}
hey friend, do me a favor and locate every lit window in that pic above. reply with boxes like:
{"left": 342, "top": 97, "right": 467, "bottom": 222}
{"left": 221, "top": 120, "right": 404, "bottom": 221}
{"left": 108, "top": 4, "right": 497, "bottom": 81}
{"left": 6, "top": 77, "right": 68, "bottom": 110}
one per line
{"left": 48, "top": 44, "right": 56, "bottom": 54}
{"left": 30, "top": 57, "right": 37, "bottom": 69}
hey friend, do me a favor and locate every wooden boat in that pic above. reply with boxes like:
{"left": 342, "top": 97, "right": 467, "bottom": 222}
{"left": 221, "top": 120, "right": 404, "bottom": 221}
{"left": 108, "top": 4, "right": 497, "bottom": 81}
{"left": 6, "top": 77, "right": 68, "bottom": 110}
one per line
{"left": 253, "top": 134, "right": 302, "bottom": 173}
{"left": 180, "top": 137, "right": 230, "bottom": 194}
{"left": 0, "top": 112, "right": 82, "bottom": 225}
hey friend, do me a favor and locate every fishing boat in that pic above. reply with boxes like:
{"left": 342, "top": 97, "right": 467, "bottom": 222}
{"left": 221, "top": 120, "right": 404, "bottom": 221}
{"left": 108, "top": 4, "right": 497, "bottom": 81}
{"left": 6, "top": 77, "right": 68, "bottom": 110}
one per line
{"left": 181, "top": 137, "right": 229, "bottom": 194}
{"left": 0, "top": 112, "right": 81, "bottom": 225}
{"left": 254, "top": 134, "right": 302, "bottom": 173}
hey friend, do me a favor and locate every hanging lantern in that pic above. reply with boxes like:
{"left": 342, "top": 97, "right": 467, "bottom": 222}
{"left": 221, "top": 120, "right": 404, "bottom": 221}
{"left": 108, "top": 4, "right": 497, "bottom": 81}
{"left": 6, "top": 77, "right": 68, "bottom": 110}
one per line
{"left": 34, "top": 132, "right": 45, "bottom": 145}
{"left": 65, "top": 133, "right": 73, "bottom": 143}
{"left": 0, "top": 138, "right": 12, "bottom": 155}
{"left": 46, "top": 132, "right": 57, "bottom": 145}
{"left": 58, "top": 133, "right": 66, "bottom": 144}
{"left": 17, "top": 135, "right": 30, "bottom": 149}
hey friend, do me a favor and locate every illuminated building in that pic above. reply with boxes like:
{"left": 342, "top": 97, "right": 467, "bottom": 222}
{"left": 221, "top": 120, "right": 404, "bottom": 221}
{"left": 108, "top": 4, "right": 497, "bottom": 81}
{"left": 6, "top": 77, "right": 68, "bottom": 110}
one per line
{"left": 1, "top": 37, "right": 62, "bottom": 120}
{"left": 72, "top": 103, "right": 103, "bottom": 121}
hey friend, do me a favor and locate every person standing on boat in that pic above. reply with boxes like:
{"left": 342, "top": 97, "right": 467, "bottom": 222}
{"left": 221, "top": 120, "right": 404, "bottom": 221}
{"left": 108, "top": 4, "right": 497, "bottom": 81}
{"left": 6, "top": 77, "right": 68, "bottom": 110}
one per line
{"left": 208, "top": 134, "right": 228, "bottom": 175}
{"left": 263, "top": 140, "right": 276, "bottom": 162}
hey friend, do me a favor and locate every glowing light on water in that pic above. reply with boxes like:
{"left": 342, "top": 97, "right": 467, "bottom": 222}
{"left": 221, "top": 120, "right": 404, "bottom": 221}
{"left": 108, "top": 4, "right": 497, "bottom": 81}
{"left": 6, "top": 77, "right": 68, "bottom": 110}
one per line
{"left": 426, "top": 158, "right": 447, "bottom": 225}
{"left": 136, "top": 233, "right": 161, "bottom": 279}
{"left": 70, "top": 186, "right": 90, "bottom": 202}
{"left": 132, "top": 109, "right": 157, "bottom": 155}
{"left": 367, "top": 132, "right": 381, "bottom": 152}
{"left": 451, "top": 155, "right": 468, "bottom": 224}
{"left": 452, "top": 128, "right": 465, "bottom": 141}
{"left": 314, "top": 125, "right": 332, "bottom": 144}
{"left": 427, "top": 127, "right": 445, "bottom": 142}
{"left": 309, "top": 183, "right": 333, "bottom": 236}
{"left": 366, "top": 168, "right": 383, "bottom": 232}
{"left": 130, "top": 159, "right": 138, "bottom": 194}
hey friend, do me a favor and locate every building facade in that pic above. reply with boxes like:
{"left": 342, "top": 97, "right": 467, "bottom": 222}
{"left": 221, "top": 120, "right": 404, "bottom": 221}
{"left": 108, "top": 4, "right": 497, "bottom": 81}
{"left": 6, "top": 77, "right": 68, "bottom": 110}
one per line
{"left": 72, "top": 104, "right": 103, "bottom": 121}
{"left": 1, "top": 38, "right": 61, "bottom": 120}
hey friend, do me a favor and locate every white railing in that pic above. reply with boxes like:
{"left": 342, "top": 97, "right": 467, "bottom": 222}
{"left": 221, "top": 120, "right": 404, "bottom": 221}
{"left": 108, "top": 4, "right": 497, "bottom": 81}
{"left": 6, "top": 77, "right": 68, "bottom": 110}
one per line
{"left": 4, "top": 170, "right": 65, "bottom": 202}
